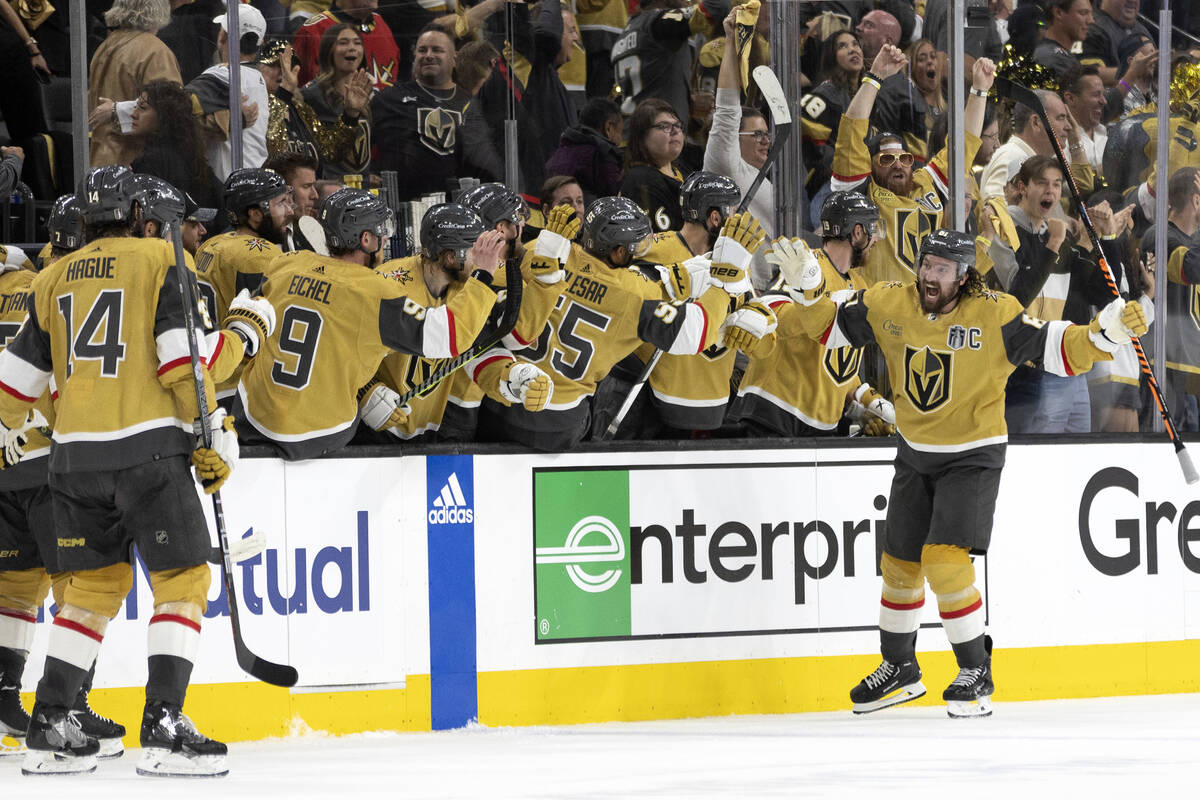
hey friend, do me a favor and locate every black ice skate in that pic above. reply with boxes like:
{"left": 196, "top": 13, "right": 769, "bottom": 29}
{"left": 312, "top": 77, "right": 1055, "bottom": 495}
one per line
{"left": 850, "top": 659, "right": 926, "bottom": 714}
{"left": 0, "top": 670, "right": 30, "bottom": 756}
{"left": 71, "top": 680, "right": 126, "bottom": 759}
{"left": 136, "top": 700, "right": 228, "bottom": 778}
{"left": 944, "top": 636, "right": 994, "bottom": 718}
{"left": 21, "top": 703, "right": 99, "bottom": 775}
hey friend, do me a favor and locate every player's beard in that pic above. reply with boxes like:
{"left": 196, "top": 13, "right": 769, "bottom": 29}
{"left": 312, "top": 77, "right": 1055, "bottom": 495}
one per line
{"left": 851, "top": 243, "right": 868, "bottom": 268}
{"left": 705, "top": 219, "right": 722, "bottom": 251}
{"left": 918, "top": 279, "right": 960, "bottom": 314}
{"left": 254, "top": 215, "right": 287, "bottom": 246}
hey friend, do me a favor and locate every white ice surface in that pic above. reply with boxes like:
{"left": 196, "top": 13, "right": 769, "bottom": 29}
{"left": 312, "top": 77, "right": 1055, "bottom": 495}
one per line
{"left": 6, "top": 693, "right": 1198, "bottom": 799}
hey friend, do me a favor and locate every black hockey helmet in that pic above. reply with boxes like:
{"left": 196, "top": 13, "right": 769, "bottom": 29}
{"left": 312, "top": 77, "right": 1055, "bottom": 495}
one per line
{"left": 48, "top": 194, "right": 85, "bottom": 250}
{"left": 820, "top": 191, "right": 880, "bottom": 241}
{"left": 222, "top": 167, "right": 289, "bottom": 224}
{"left": 131, "top": 174, "right": 186, "bottom": 230}
{"left": 679, "top": 171, "right": 740, "bottom": 224}
{"left": 918, "top": 229, "right": 976, "bottom": 277}
{"left": 419, "top": 203, "right": 487, "bottom": 261}
{"left": 319, "top": 188, "right": 395, "bottom": 251}
{"left": 459, "top": 182, "right": 529, "bottom": 228}
{"left": 76, "top": 165, "right": 138, "bottom": 225}
{"left": 579, "top": 196, "right": 653, "bottom": 260}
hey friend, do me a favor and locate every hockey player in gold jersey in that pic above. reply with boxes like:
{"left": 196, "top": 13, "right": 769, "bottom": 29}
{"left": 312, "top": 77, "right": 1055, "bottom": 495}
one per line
{"left": 38, "top": 195, "right": 85, "bottom": 270}
{"left": 831, "top": 45, "right": 993, "bottom": 286}
{"left": 478, "top": 196, "right": 736, "bottom": 450}
{"left": 729, "top": 191, "right": 894, "bottom": 437}
{"left": 235, "top": 192, "right": 506, "bottom": 459}
{"left": 0, "top": 166, "right": 238, "bottom": 776}
{"left": 193, "top": 168, "right": 292, "bottom": 398}
{"left": 777, "top": 227, "right": 1147, "bottom": 718}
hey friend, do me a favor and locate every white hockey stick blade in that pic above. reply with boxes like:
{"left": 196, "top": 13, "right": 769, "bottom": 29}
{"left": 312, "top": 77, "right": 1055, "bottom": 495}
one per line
{"left": 752, "top": 65, "right": 791, "bottom": 125}
{"left": 297, "top": 215, "right": 330, "bottom": 257}
{"left": 209, "top": 529, "right": 267, "bottom": 565}
{"left": 1178, "top": 447, "right": 1199, "bottom": 485}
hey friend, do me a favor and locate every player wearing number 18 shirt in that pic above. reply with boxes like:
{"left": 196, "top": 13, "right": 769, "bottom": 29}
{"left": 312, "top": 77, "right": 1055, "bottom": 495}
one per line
{"left": 234, "top": 192, "right": 502, "bottom": 460}
{"left": 778, "top": 227, "right": 1147, "bottom": 719}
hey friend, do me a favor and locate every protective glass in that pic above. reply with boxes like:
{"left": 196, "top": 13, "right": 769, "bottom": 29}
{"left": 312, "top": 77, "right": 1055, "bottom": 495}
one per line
{"left": 378, "top": 209, "right": 396, "bottom": 241}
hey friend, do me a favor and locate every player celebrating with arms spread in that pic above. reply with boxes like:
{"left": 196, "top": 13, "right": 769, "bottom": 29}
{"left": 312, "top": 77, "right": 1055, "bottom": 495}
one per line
{"left": 776, "top": 228, "right": 1147, "bottom": 718}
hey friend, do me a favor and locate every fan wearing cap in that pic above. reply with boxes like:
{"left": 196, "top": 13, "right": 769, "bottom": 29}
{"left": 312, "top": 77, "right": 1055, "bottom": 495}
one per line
{"left": 233, "top": 192, "right": 504, "bottom": 459}
{"left": 830, "top": 44, "right": 993, "bottom": 286}
{"left": 185, "top": 3, "right": 270, "bottom": 180}
{"left": 774, "top": 226, "right": 1147, "bottom": 718}
{"left": 476, "top": 196, "right": 734, "bottom": 450}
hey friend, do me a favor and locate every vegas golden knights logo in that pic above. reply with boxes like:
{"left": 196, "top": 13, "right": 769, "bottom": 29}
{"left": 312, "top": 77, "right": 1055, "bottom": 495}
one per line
{"left": 823, "top": 344, "right": 861, "bottom": 385}
{"left": 893, "top": 207, "right": 938, "bottom": 272}
{"left": 404, "top": 356, "right": 439, "bottom": 392}
{"left": 903, "top": 345, "right": 952, "bottom": 412}
{"left": 419, "top": 107, "right": 462, "bottom": 156}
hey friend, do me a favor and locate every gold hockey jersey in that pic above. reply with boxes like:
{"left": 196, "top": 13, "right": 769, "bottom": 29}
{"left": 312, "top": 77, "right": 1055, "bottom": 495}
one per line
{"left": 236, "top": 250, "right": 496, "bottom": 459}
{"left": 809, "top": 281, "right": 1111, "bottom": 465}
{"left": 639, "top": 231, "right": 738, "bottom": 429}
{"left": 517, "top": 243, "right": 730, "bottom": 411}
{"left": 0, "top": 267, "right": 53, "bottom": 489}
{"left": 831, "top": 114, "right": 981, "bottom": 285}
{"left": 0, "top": 237, "right": 213, "bottom": 472}
{"left": 733, "top": 250, "right": 869, "bottom": 433}
{"left": 193, "top": 232, "right": 283, "bottom": 396}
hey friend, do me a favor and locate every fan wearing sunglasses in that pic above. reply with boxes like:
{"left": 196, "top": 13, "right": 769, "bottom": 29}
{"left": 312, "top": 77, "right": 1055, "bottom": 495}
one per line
{"left": 830, "top": 43, "right": 995, "bottom": 286}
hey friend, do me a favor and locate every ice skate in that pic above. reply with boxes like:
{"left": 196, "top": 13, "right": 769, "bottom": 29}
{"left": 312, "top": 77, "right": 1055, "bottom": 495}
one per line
{"left": 850, "top": 658, "right": 926, "bottom": 714}
{"left": 71, "top": 679, "right": 125, "bottom": 759}
{"left": 0, "top": 670, "right": 29, "bottom": 756}
{"left": 136, "top": 700, "right": 228, "bottom": 778}
{"left": 21, "top": 703, "right": 99, "bottom": 775}
{"left": 944, "top": 637, "right": 994, "bottom": 718}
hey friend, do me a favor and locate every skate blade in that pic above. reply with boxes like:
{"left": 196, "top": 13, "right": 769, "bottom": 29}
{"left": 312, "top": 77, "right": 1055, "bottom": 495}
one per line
{"left": 1, "top": 733, "right": 27, "bottom": 757}
{"left": 947, "top": 696, "right": 993, "bottom": 718}
{"left": 97, "top": 737, "right": 124, "bottom": 759}
{"left": 852, "top": 681, "right": 927, "bottom": 714}
{"left": 136, "top": 747, "right": 228, "bottom": 778}
{"left": 21, "top": 750, "right": 98, "bottom": 775}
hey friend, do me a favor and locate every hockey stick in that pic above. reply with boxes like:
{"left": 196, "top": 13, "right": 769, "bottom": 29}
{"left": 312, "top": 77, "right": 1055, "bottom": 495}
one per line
{"left": 165, "top": 223, "right": 300, "bottom": 686}
{"left": 600, "top": 67, "right": 789, "bottom": 441}
{"left": 736, "top": 65, "right": 793, "bottom": 214}
{"left": 396, "top": 256, "right": 524, "bottom": 405}
{"left": 993, "top": 78, "right": 1198, "bottom": 485}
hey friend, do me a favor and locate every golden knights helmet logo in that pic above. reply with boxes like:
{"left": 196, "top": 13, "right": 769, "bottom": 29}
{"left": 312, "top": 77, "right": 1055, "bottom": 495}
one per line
{"left": 419, "top": 107, "right": 462, "bottom": 156}
{"left": 903, "top": 345, "right": 952, "bottom": 412}
{"left": 823, "top": 344, "right": 862, "bottom": 385}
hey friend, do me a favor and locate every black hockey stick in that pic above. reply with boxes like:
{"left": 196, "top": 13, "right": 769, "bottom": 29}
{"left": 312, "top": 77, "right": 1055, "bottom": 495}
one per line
{"left": 601, "top": 67, "right": 790, "bottom": 441}
{"left": 397, "top": 256, "right": 524, "bottom": 405}
{"left": 993, "top": 77, "right": 1198, "bottom": 485}
{"left": 736, "top": 66, "right": 793, "bottom": 214}
{"left": 166, "top": 223, "right": 300, "bottom": 686}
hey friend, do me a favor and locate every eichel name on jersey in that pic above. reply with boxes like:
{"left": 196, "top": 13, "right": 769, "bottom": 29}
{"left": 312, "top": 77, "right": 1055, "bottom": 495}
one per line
{"left": 831, "top": 115, "right": 981, "bottom": 286}
{"left": 193, "top": 232, "right": 284, "bottom": 396}
{"left": 637, "top": 231, "right": 739, "bottom": 430}
{"left": 0, "top": 237, "right": 213, "bottom": 473}
{"left": 806, "top": 281, "right": 1114, "bottom": 471}
{"left": 730, "top": 250, "right": 870, "bottom": 434}
{"left": 236, "top": 249, "right": 496, "bottom": 460}
{"left": 0, "top": 266, "right": 53, "bottom": 491}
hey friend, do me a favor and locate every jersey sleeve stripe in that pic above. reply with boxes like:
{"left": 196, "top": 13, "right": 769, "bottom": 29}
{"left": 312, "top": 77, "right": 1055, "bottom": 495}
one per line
{"left": 666, "top": 303, "right": 709, "bottom": 355}
{"left": 420, "top": 306, "right": 455, "bottom": 359}
{"left": 1040, "top": 320, "right": 1073, "bottom": 376}
{"left": 467, "top": 352, "right": 511, "bottom": 382}
{"left": 155, "top": 328, "right": 207, "bottom": 374}
{"left": 0, "top": 349, "right": 50, "bottom": 402}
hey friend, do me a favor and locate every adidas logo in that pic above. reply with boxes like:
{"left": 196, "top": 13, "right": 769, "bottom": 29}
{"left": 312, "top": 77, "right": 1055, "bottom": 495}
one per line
{"left": 428, "top": 472, "right": 473, "bottom": 525}
{"left": 313, "top": 265, "right": 325, "bottom": 274}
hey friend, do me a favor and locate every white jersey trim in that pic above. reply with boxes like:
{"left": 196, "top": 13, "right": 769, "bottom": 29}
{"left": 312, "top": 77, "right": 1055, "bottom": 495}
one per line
{"left": 545, "top": 393, "right": 588, "bottom": 412}
{"left": 900, "top": 433, "right": 1009, "bottom": 453}
{"left": 237, "top": 382, "right": 357, "bottom": 442}
{"left": 1041, "top": 320, "right": 1073, "bottom": 377}
{"left": 666, "top": 304, "right": 708, "bottom": 355}
{"left": 0, "top": 348, "right": 51, "bottom": 400}
{"left": 52, "top": 416, "right": 191, "bottom": 444}
{"left": 650, "top": 386, "right": 728, "bottom": 407}
{"left": 421, "top": 306, "right": 455, "bottom": 359}
{"left": 736, "top": 385, "right": 838, "bottom": 430}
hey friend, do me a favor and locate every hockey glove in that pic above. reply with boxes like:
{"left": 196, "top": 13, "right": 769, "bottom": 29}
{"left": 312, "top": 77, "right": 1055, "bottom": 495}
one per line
{"left": 720, "top": 300, "right": 778, "bottom": 358}
{"left": 225, "top": 289, "right": 277, "bottom": 357}
{"left": 358, "top": 380, "right": 411, "bottom": 431}
{"left": 766, "top": 237, "right": 823, "bottom": 302}
{"left": 498, "top": 361, "right": 554, "bottom": 411}
{"left": 534, "top": 204, "right": 579, "bottom": 261}
{"left": 710, "top": 212, "right": 765, "bottom": 295}
{"left": 658, "top": 255, "right": 712, "bottom": 301}
{"left": 0, "top": 409, "right": 50, "bottom": 469}
{"left": 192, "top": 409, "right": 238, "bottom": 494}
{"left": 1089, "top": 298, "right": 1148, "bottom": 353}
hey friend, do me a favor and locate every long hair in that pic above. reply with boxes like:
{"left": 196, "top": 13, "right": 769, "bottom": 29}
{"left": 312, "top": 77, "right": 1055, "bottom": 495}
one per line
{"left": 961, "top": 266, "right": 985, "bottom": 299}
{"left": 104, "top": 0, "right": 170, "bottom": 31}
{"left": 626, "top": 98, "right": 677, "bottom": 169}
{"left": 817, "top": 31, "right": 862, "bottom": 95}
{"left": 142, "top": 80, "right": 211, "bottom": 195}
{"left": 315, "top": 23, "right": 365, "bottom": 98}
{"left": 907, "top": 38, "right": 945, "bottom": 113}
